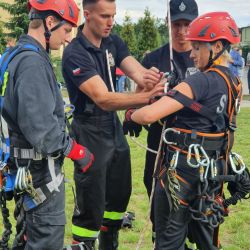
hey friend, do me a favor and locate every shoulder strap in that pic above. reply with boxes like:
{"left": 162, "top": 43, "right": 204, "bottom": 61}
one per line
{"left": 0, "top": 44, "right": 39, "bottom": 168}
{"left": 206, "top": 67, "right": 242, "bottom": 123}
{"left": 0, "top": 44, "right": 40, "bottom": 97}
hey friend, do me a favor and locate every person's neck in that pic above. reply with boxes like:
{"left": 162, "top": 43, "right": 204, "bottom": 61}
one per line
{"left": 82, "top": 26, "right": 102, "bottom": 48}
{"left": 172, "top": 42, "right": 192, "bottom": 53}
{"left": 28, "top": 28, "right": 46, "bottom": 50}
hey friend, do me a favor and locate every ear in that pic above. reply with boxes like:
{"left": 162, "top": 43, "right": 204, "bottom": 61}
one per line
{"left": 45, "top": 15, "right": 57, "bottom": 30}
{"left": 84, "top": 9, "right": 90, "bottom": 22}
{"left": 213, "top": 40, "right": 223, "bottom": 54}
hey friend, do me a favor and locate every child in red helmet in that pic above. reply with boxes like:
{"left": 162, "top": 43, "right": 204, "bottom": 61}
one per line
{"left": 132, "top": 12, "right": 246, "bottom": 250}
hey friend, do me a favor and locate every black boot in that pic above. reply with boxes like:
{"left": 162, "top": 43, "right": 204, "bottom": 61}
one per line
{"left": 98, "top": 226, "right": 119, "bottom": 250}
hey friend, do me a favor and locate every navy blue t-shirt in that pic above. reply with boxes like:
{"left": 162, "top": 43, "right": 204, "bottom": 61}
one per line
{"left": 62, "top": 25, "right": 130, "bottom": 116}
{"left": 142, "top": 43, "right": 197, "bottom": 80}
{"left": 174, "top": 66, "right": 232, "bottom": 133}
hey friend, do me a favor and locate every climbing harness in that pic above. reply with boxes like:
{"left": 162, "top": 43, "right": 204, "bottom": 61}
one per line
{"left": 158, "top": 65, "right": 249, "bottom": 230}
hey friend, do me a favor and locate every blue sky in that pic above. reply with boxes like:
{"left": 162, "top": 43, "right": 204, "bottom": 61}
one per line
{"left": 116, "top": 0, "right": 250, "bottom": 28}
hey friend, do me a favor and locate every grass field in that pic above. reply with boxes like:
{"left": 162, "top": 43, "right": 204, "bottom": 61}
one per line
{"left": 1, "top": 108, "right": 250, "bottom": 250}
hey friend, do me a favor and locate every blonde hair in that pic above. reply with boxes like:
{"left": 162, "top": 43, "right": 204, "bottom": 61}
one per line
{"left": 213, "top": 50, "right": 231, "bottom": 65}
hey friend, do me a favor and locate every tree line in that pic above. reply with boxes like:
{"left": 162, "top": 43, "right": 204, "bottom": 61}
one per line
{"left": 113, "top": 8, "right": 169, "bottom": 60}
{"left": 0, "top": 0, "right": 169, "bottom": 59}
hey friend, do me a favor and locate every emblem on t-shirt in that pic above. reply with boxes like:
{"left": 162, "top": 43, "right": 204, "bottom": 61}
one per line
{"left": 217, "top": 94, "right": 227, "bottom": 113}
{"left": 185, "top": 67, "right": 199, "bottom": 78}
{"left": 108, "top": 52, "right": 115, "bottom": 67}
{"left": 179, "top": 2, "right": 186, "bottom": 12}
{"left": 73, "top": 68, "right": 81, "bottom": 75}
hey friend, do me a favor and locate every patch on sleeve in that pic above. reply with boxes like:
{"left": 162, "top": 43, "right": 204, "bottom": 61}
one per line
{"left": 73, "top": 68, "right": 81, "bottom": 75}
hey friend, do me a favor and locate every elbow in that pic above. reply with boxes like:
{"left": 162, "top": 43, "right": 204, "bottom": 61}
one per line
{"left": 142, "top": 113, "right": 156, "bottom": 125}
{"left": 95, "top": 98, "right": 113, "bottom": 111}
{"left": 132, "top": 112, "right": 155, "bottom": 125}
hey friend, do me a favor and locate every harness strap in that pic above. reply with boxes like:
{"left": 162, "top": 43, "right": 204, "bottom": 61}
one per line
{"left": 206, "top": 67, "right": 242, "bottom": 127}
{"left": 48, "top": 156, "right": 60, "bottom": 192}
{"left": 0, "top": 44, "right": 40, "bottom": 169}
{"left": 11, "top": 147, "right": 43, "bottom": 161}
{"left": 166, "top": 89, "right": 217, "bottom": 122}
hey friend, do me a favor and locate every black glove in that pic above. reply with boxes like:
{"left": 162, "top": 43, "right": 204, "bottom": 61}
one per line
{"left": 123, "top": 108, "right": 142, "bottom": 137}
{"left": 121, "top": 211, "right": 135, "bottom": 229}
{"left": 227, "top": 168, "right": 250, "bottom": 199}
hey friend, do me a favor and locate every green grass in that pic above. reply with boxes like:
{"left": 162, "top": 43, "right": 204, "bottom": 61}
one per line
{"left": 1, "top": 108, "right": 250, "bottom": 250}
{"left": 242, "top": 95, "right": 250, "bottom": 101}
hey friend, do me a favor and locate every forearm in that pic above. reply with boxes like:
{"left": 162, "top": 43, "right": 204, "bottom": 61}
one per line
{"left": 132, "top": 82, "right": 192, "bottom": 124}
{"left": 96, "top": 91, "right": 150, "bottom": 111}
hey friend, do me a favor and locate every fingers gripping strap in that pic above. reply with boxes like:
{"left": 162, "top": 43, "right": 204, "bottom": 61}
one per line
{"left": 166, "top": 89, "right": 217, "bottom": 122}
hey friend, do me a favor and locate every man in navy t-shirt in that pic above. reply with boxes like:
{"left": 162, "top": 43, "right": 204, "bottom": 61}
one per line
{"left": 62, "top": 0, "right": 164, "bottom": 249}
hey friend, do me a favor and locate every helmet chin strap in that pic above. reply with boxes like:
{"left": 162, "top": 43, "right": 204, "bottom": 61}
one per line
{"left": 43, "top": 19, "right": 51, "bottom": 53}
{"left": 205, "top": 42, "right": 230, "bottom": 69}
{"left": 42, "top": 19, "right": 66, "bottom": 53}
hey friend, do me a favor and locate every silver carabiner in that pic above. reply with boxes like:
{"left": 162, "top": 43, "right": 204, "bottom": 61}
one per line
{"left": 187, "top": 144, "right": 200, "bottom": 168}
{"left": 162, "top": 128, "right": 180, "bottom": 145}
{"left": 210, "top": 159, "right": 218, "bottom": 179}
{"left": 14, "top": 158, "right": 31, "bottom": 192}
{"left": 229, "top": 152, "right": 245, "bottom": 174}
{"left": 169, "top": 150, "right": 180, "bottom": 170}
{"left": 234, "top": 98, "right": 241, "bottom": 115}
{"left": 194, "top": 145, "right": 210, "bottom": 167}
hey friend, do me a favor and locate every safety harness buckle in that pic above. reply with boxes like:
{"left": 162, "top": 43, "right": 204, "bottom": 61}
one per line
{"left": 13, "top": 147, "right": 43, "bottom": 161}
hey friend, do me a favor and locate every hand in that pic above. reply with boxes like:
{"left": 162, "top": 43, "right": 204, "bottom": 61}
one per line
{"left": 123, "top": 108, "right": 142, "bottom": 137}
{"left": 147, "top": 81, "right": 165, "bottom": 100}
{"left": 67, "top": 140, "right": 94, "bottom": 173}
{"left": 143, "top": 67, "right": 162, "bottom": 90}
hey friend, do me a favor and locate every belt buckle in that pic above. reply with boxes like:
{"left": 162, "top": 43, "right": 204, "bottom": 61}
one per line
{"left": 33, "top": 151, "right": 43, "bottom": 161}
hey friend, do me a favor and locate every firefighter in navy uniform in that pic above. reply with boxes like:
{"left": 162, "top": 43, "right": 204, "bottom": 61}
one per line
{"left": 0, "top": 1, "right": 94, "bottom": 250}
{"left": 62, "top": 0, "right": 163, "bottom": 249}
{"left": 131, "top": 12, "right": 249, "bottom": 250}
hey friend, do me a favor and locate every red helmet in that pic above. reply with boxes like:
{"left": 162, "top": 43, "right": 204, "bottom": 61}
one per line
{"left": 186, "top": 12, "right": 240, "bottom": 44}
{"left": 28, "top": 0, "right": 79, "bottom": 27}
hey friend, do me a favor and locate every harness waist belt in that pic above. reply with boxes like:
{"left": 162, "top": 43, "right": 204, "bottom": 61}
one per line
{"left": 165, "top": 130, "right": 226, "bottom": 151}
